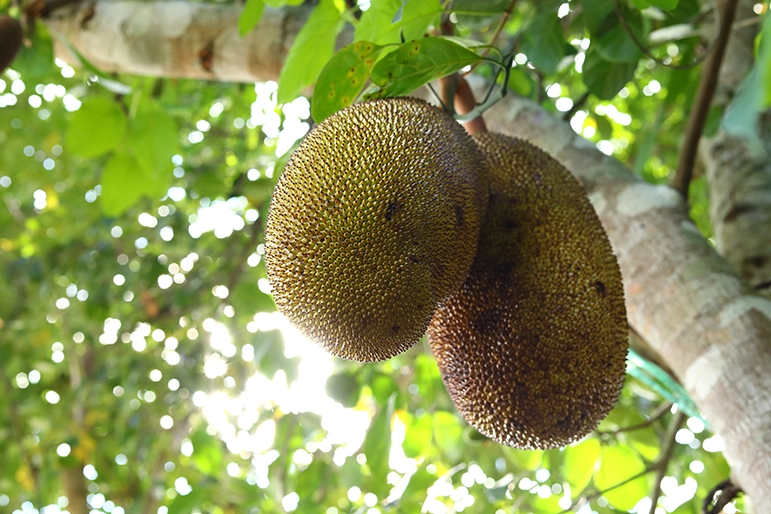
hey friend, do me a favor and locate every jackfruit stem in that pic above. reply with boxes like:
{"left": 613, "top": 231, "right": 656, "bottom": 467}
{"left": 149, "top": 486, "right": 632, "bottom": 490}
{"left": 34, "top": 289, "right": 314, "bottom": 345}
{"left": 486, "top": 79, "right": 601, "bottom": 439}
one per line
{"left": 438, "top": 74, "right": 488, "bottom": 135}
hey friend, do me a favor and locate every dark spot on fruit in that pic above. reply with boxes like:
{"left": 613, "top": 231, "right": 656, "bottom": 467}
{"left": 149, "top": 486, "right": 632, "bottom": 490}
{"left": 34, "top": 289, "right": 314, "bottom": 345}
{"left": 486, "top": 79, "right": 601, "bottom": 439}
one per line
{"left": 361, "top": 315, "right": 374, "bottom": 329}
{"left": 472, "top": 308, "right": 502, "bottom": 338}
{"left": 392, "top": 325, "right": 400, "bottom": 333}
{"left": 385, "top": 201, "right": 399, "bottom": 221}
{"left": 496, "top": 262, "right": 513, "bottom": 277}
{"left": 534, "top": 172, "right": 543, "bottom": 183}
{"left": 503, "top": 219, "right": 517, "bottom": 230}
{"left": 594, "top": 281, "right": 606, "bottom": 295}
{"left": 409, "top": 255, "right": 420, "bottom": 264}
{"left": 455, "top": 205, "right": 464, "bottom": 226}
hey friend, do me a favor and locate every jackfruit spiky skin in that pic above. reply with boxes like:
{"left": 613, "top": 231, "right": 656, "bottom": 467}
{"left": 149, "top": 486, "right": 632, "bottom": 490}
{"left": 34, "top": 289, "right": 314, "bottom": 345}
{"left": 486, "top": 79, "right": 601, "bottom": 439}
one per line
{"left": 428, "top": 133, "right": 627, "bottom": 449}
{"left": 0, "top": 16, "right": 23, "bottom": 74}
{"left": 265, "top": 98, "right": 488, "bottom": 362}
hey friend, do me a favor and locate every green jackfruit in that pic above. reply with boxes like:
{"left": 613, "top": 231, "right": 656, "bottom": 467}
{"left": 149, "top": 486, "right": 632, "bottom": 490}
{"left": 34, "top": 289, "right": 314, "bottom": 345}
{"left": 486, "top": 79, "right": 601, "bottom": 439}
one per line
{"left": 266, "top": 98, "right": 488, "bottom": 362}
{"left": 428, "top": 133, "right": 627, "bottom": 449}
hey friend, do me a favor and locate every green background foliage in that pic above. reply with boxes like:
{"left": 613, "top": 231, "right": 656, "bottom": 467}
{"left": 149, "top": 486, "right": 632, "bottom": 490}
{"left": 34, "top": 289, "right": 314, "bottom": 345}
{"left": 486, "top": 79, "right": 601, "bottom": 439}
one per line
{"left": 1, "top": 0, "right": 764, "bottom": 512}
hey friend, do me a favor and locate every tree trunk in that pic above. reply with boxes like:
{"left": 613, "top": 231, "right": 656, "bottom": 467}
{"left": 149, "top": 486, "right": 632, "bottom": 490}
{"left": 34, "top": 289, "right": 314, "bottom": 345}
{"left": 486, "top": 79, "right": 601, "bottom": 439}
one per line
{"left": 43, "top": 1, "right": 771, "bottom": 509}
{"left": 699, "top": 0, "right": 771, "bottom": 299}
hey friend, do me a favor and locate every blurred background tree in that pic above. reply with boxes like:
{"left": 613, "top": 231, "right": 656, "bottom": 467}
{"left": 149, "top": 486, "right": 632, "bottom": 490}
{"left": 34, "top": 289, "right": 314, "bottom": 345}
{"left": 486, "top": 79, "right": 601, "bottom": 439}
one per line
{"left": 0, "top": 0, "right": 769, "bottom": 513}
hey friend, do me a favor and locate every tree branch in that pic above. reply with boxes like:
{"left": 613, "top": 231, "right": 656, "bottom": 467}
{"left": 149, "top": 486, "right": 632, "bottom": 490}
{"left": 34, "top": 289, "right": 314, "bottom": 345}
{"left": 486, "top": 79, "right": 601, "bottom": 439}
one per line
{"left": 597, "top": 402, "right": 672, "bottom": 436}
{"left": 648, "top": 410, "right": 686, "bottom": 514}
{"left": 673, "top": 0, "right": 740, "bottom": 198}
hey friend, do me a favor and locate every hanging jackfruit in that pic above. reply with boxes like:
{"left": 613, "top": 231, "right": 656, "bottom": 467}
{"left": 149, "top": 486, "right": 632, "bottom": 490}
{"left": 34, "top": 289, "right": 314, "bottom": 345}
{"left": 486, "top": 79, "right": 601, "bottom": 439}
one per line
{"left": 428, "top": 133, "right": 627, "bottom": 449}
{"left": 266, "top": 98, "right": 488, "bottom": 362}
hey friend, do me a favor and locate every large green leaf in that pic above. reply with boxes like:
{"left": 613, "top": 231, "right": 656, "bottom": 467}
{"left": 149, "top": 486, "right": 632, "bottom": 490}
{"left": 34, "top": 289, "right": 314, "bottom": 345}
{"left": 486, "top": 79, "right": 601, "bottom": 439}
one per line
{"left": 67, "top": 97, "right": 127, "bottom": 158}
{"left": 562, "top": 438, "right": 600, "bottom": 493}
{"left": 582, "top": 47, "right": 637, "bottom": 99}
{"left": 432, "top": 410, "right": 464, "bottom": 462}
{"left": 370, "top": 37, "right": 482, "bottom": 98}
{"left": 277, "top": 0, "right": 342, "bottom": 104}
{"left": 99, "top": 151, "right": 145, "bottom": 216}
{"left": 594, "top": 445, "right": 649, "bottom": 510}
{"left": 402, "top": 412, "right": 432, "bottom": 458}
{"left": 190, "top": 428, "right": 224, "bottom": 477}
{"left": 362, "top": 396, "right": 394, "bottom": 497}
{"left": 594, "top": 7, "right": 644, "bottom": 63}
{"left": 127, "top": 102, "right": 178, "bottom": 191}
{"left": 238, "top": 0, "right": 265, "bottom": 37}
{"left": 355, "top": 0, "right": 402, "bottom": 45}
{"left": 401, "top": 0, "right": 442, "bottom": 41}
{"left": 633, "top": 0, "right": 679, "bottom": 9}
{"left": 312, "top": 41, "right": 383, "bottom": 122}
{"left": 325, "top": 372, "right": 360, "bottom": 408}
{"left": 521, "top": 11, "right": 565, "bottom": 75}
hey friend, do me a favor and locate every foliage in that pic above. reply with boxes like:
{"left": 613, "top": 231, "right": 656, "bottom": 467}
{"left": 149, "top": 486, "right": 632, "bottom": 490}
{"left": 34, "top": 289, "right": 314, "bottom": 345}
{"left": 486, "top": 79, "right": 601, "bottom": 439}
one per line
{"left": 0, "top": 0, "right": 764, "bottom": 512}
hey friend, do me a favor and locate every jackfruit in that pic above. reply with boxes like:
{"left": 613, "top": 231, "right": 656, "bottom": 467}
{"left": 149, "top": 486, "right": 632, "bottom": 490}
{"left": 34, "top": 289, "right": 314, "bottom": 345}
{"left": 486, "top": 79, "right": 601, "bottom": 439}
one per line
{"left": 265, "top": 97, "right": 488, "bottom": 362}
{"left": 428, "top": 134, "right": 627, "bottom": 449}
{"left": 0, "top": 16, "right": 22, "bottom": 74}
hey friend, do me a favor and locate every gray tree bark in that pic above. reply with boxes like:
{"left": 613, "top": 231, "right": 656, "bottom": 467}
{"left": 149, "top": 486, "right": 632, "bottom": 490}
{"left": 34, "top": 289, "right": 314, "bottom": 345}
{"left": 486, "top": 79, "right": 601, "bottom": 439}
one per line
{"left": 699, "top": 0, "right": 771, "bottom": 299}
{"left": 43, "top": 1, "right": 771, "bottom": 509}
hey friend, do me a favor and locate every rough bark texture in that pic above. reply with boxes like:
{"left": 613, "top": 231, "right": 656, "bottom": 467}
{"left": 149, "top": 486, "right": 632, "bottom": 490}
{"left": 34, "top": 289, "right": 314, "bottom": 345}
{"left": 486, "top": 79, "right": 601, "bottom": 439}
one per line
{"left": 43, "top": 1, "right": 771, "bottom": 508}
{"left": 45, "top": 2, "right": 319, "bottom": 83}
{"left": 700, "top": 0, "right": 771, "bottom": 299}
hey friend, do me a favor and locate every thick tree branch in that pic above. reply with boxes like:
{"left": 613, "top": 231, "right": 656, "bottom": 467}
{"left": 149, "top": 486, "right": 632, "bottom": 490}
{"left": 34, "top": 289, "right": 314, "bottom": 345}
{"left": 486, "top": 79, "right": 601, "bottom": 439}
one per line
{"left": 673, "top": 0, "right": 740, "bottom": 198}
{"left": 699, "top": 0, "right": 771, "bottom": 299}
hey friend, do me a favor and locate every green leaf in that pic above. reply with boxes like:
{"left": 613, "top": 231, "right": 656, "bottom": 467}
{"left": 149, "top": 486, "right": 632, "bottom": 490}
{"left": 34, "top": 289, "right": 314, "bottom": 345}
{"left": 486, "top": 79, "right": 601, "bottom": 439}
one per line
{"left": 168, "top": 487, "right": 207, "bottom": 513}
{"left": 402, "top": 412, "right": 432, "bottom": 458}
{"left": 253, "top": 330, "right": 300, "bottom": 382}
{"left": 595, "top": 114, "right": 614, "bottom": 139}
{"left": 277, "top": 0, "right": 343, "bottom": 104}
{"left": 521, "top": 12, "right": 565, "bottom": 75}
{"left": 127, "top": 102, "right": 178, "bottom": 191}
{"left": 531, "top": 494, "right": 563, "bottom": 513}
{"left": 503, "top": 446, "right": 543, "bottom": 471}
{"left": 296, "top": 459, "right": 328, "bottom": 503}
{"left": 370, "top": 37, "right": 482, "bottom": 98}
{"left": 362, "top": 396, "right": 394, "bottom": 497}
{"left": 432, "top": 411, "right": 464, "bottom": 462}
{"left": 647, "top": 0, "right": 679, "bottom": 9}
{"left": 594, "top": 7, "right": 644, "bottom": 63}
{"left": 562, "top": 438, "right": 600, "bottom": 493}
{"left": 325, "top": 372, "right": 360, "bottom": 408}
{"left": 579, "top": 0, "right": 615, "bottom": 35}
{"left": 594, "top": 446, "right": 649, "bottom": 510}
{"left": 401, "top": 0, "right": 443, "bottom": 41}
{"left": 239, "top": 0, "right": 265, "bottom": 37}
{"left": 312, "top": 41, "right": 383, "bottom": 122}
{"left": 401, "top": 467, "right": 437, "bottom": 511}
{"left": 582, "top": 47, "right": 636, "bottom": 100}
{"left": 100, "top": 152, "right": 145, "bottom": 216}
{"left": 355, "top": 0, "right": 402, "bottom": 45}
{"left": 230, "top": 278, "right": 276, "bottom": 316}
{"left": 67, "top": 97, "right": 127, "bottom": 158}
{"left": 190, "top": 428, "right": 224, "bottom": 477}
{"left": 243, "top": 178, "right": 276, "bottom": 206}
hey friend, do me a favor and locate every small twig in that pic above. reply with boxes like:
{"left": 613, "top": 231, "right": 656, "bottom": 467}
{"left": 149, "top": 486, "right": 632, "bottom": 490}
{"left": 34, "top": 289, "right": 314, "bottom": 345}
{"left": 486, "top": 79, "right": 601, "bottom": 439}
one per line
{"left": 598, "top": 402, "right": 673, "bottom": 436}
{"left": 559, "top": 467, "right": 654, "bottom": 513}
{"left": 672, "top": 0, "right": 740, "bottom": 199}
{"left": 562, "top": 91, "right": 591, "bottom": 121}
{"left": 612, "top": 0, "right": 721, "bottom": 70}
{"left": 702, "top": 479, "right": 743, "bottom": 514}
{"left": 648, "top": 410, "right": 686, "bottom": 514}
{"left": 466, "top": 0, "right": 518, "bottom": 74}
